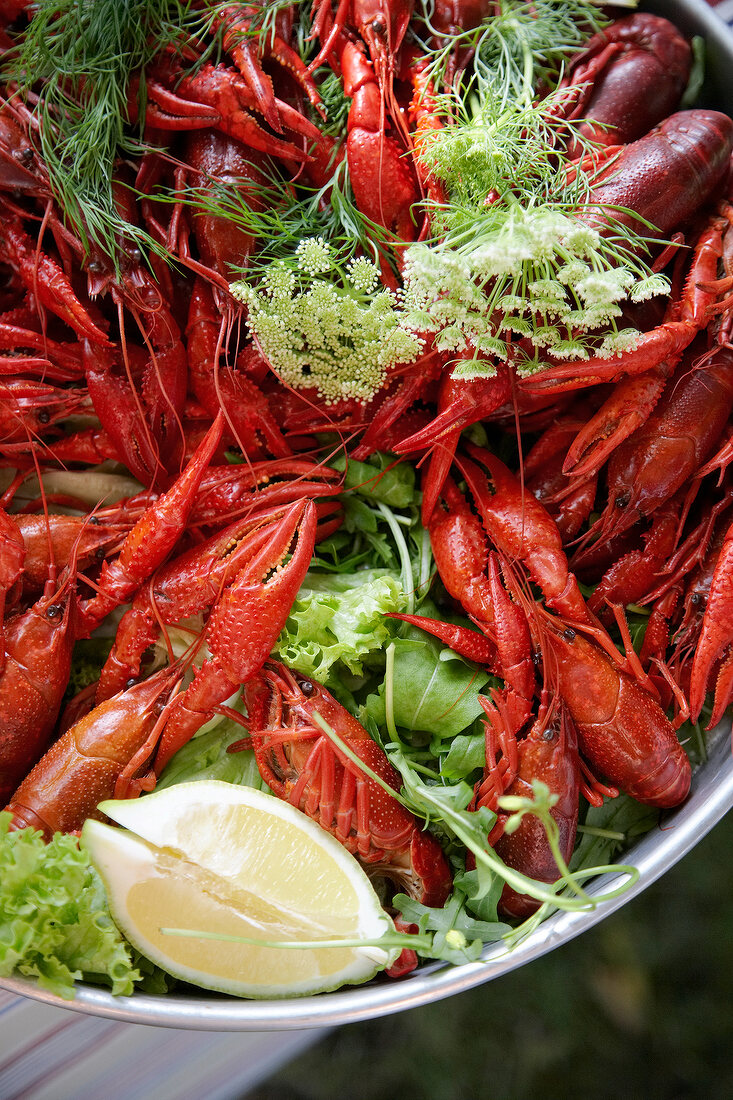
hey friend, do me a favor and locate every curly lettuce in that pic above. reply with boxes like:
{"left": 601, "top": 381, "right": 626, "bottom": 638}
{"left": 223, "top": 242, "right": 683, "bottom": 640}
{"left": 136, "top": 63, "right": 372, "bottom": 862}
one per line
{"left": 274, "top": 568, "right": 407, "bottom": 685}
{"left": 0, "top": 812, "right": 139, "bottom": 999}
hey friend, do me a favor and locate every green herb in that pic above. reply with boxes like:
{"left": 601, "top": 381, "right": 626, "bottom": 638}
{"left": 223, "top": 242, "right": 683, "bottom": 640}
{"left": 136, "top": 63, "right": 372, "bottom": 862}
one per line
{"left": 6, "top": 0, "right": 224, "bottom": 261}
{"left": 420, "top": 0, "right": 613, "bottom": 99}
{"left": 231, "top": 238, "right": 422, "bottom": 402}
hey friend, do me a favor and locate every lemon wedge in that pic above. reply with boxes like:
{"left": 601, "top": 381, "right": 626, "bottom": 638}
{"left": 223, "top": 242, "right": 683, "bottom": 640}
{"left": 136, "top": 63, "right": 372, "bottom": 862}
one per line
{"left": 80, "top": 781, "right": 399, "bottom": 998}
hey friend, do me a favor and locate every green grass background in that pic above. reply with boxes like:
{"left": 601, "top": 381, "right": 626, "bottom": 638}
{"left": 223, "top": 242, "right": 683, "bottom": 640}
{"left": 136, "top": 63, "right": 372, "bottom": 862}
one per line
{"left": 247, "top": 806, "right": 733, "bottom": 1100}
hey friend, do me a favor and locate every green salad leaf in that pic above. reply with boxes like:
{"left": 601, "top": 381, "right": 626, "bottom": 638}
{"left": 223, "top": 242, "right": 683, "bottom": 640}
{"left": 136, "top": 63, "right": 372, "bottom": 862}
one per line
{"left": 156, "top": 720, "right": 265, "bottom": 792}
{"left": 0, "top": 813, "right": 139, "bottom": 999}
{"left": 331, "top": 454, "right": 417, "bottom": 507}
{"left": 274, "top": 568, "right": 407, "bottom": 685}
{"left": 570, "top": 796, "right": 660, "bottom": 873}
{"left": 365, "top": 630, "right": 491, "bottom": 739}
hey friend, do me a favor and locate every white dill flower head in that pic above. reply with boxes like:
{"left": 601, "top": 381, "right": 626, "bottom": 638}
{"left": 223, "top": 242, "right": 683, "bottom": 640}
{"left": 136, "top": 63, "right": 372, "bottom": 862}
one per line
{"left": 551, "top": 338, "right": 589, "bottom": 360}
{"left": 229, "top": 279, "right": 254, "bottom": 306}
{"left": 263, "top": 261, "right": 297, "bottom": 301}
{"left": 483, "top": 226, "right": 535, "bottom": 274}
{"left": 504, "top": 316, "right": 533, "bottom": 337}
{"left": 527, "top": 211, "right": 572, "bottom": 261}
{"left": 295, "top": 237, "right": 332, "bottom": 276}
{"left": 346, "top": 255, "right": 379, "bottom": 293}
{"left": 497, "top": 294, "right": 526, "bottom": 314}
{"left": 555, "top": 260, "right": 590, "bottom": 286}
{"left": 559, "top": 221, "right": 601, "bottom": 257}
{"left": 629, "top": 273, "right": 671, "bottom": 303}
{"left": 434, "top": 325, "right": 469, "bottom": 353}
{"left": 580, "top": 302, "right": 624, "bottom": 328}
{"left": 530, "top": 325, "right": 561, "bottom": 349}
{"left": 529, "top": 279, "right": 568, "bottom": 309}
{"left": 450, "top": 354, "right": 498, "bottom": 380}
{"left": 597, "top": 327, "right": 641, "bottom": 359}
{"left": 576, "top": 267, "right": 634, "bottom": 307}
{"left": 244, "top": 254, "right": 423, "bottom": 404}
{"left": 475, "top": 334, "right": 509, "bottom": 361}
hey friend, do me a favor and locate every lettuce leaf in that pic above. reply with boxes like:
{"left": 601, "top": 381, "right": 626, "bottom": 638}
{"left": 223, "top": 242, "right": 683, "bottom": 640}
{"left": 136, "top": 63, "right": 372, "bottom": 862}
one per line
{"left": 331, "top": 453, "right": 416, "bottom": 507}
{"left": 156, "top": 719, "right": 265, "bottom": 792}
{"left": 274, "top": 568, "right": 407, "bottom": 685}
{"left": 365, "top": 631, "right": 491, "bottom": 739}
{"left": 0, "top": 812, "right": 139, "bottom": 999}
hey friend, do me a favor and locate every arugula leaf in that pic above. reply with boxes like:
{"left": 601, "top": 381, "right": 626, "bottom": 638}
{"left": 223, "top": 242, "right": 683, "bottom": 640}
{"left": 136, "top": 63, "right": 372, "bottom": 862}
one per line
{"left": 396, "top": 889, "right": 509, "bottom": 945}
{"left": 439, "top": 727, "right": 486, "bottom": 781}
{"left": 570, "top": 796, "right": 660, "bottom": 873}
{"left": 331, "top": 454, "right": 416, "bottom": 507}
{"left": 394, "top": 889, "right": 510, "bottom": 965}
{"left": 455, "top": 868, "right": 506, "bottom": 923}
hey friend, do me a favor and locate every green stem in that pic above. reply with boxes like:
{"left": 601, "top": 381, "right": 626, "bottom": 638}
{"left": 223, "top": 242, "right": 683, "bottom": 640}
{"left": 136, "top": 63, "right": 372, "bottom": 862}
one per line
{"left": 576, "top": 826, "right": 626, "bottom": 842}
{"left": 159, "top": 928, "right": 432, "bottom": 952}
{"left": 377, "top": 503, "right": 414, "bottom": 613}
{"left": 384, "top": 643, "right": 398, "bottom": 742}
{"left": 311, "top": 711, "right": 414, "bottom": 812}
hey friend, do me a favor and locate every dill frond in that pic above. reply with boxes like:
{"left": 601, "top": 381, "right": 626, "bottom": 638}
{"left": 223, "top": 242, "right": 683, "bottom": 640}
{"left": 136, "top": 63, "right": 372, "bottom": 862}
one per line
{"left": 4, "top": 0, "right": 228, "bottom": 264}
{"left": 420, "top": 0, "right": 610, "bottom": 101}
{"left": 171, "top": 153, "right": 394, "bottom": 281}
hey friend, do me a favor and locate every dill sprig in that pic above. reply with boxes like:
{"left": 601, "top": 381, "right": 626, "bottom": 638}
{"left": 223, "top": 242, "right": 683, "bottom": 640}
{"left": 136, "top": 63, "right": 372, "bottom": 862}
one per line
{"left": 420, "top": 0, "right": 614, "bottom": 99}
{"left": 230, "top": 238, "right": 422, "bottom": 403}
{"left": 418, "top": 84, "right": 591, "bottom": 217}
{"left": 401, "top": 197, "right": 669, "bottom": 375}
{"left": 176, "top": 153, "right": 393, "bottom": 280}
{"left": 4, "top": 0, "right": 226, "bottom": 263}
{"left": 401, "top": 74, "right": 669, "bottom": 374}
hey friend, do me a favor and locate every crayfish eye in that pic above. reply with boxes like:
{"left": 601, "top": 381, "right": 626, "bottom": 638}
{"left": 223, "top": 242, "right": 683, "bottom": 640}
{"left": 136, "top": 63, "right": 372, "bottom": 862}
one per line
{"left": 615, "top": 492, "right": 630, "bottom": 510}
{"left": 299, "top": 679, "right": 315, "bottom": 696}
{"left": 37, "top": 409, "right": 50, "bottom": 424}
{"left": 563, "top": 627, "right": 576, "bottom": 641}
{"left": 46, "top": 604, "right": 62, "bottom": 619}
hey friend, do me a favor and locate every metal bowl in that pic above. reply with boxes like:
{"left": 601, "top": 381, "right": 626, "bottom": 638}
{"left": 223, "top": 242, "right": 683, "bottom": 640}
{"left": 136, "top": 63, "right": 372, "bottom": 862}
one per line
{"left": 2, "top": 0, "right": 732, "bottom": 1031}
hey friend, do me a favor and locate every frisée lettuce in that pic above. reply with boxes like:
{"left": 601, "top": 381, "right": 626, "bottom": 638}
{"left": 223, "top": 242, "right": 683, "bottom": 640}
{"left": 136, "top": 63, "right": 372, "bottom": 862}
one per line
{"left": 0, "top": 812, "right": 139, "bottom": 999}
{"left": 274, "top": 568, "right": 407, "bottom": 686}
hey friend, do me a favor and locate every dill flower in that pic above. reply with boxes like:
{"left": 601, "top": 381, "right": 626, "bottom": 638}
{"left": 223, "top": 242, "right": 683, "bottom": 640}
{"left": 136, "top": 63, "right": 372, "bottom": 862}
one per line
{"left": 231, "top": 240, "right": 423, "bottom": 404}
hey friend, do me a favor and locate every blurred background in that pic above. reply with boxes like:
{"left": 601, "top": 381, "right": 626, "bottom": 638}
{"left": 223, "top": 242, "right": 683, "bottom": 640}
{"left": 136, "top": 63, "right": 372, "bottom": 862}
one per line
{"left": 245, "top": 804, "right": 733, "bottom": 1100}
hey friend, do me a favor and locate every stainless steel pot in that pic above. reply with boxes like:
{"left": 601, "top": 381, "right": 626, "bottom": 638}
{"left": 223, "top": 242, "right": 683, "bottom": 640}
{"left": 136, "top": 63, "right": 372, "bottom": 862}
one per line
{"left": 2, "top": 0, "right": 732, "bottom": 1030}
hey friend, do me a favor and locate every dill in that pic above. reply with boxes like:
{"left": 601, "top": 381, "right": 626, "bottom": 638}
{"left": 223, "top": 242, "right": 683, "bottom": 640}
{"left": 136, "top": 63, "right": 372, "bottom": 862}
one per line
{"left": 4, "top": 0, "right": 226, "bottom": 264}
{"left": 174, "top": 152, "right": 392, "bottom": 281}
{"left": 420, "top": 0, "right": 612, "bottom": 100}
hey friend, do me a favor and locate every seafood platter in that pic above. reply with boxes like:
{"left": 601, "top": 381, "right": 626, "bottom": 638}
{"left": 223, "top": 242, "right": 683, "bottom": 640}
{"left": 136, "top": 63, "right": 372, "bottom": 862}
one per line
{"left": 1, "top": 0, "right": 733, "bottom": 1029}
